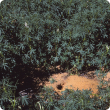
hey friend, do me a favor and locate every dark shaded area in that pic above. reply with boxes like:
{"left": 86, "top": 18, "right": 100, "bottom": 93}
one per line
{"left": 57, "top": 84, "right": 63, "bottom": 90}
{"left": 6, "top": 62, "right": 67, "bottom": 99}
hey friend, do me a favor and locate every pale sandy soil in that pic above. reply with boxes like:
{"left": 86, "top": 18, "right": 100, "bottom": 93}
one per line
{"left": 31, "top": 65, "right": 110, "bottom": 97}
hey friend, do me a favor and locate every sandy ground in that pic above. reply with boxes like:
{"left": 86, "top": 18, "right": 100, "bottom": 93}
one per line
{"left": 33, "top": 65, "right": 110, "bottom": 96}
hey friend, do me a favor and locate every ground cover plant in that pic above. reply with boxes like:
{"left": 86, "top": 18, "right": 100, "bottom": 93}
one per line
{"left": 0, "top": 0, "right": 110, "bottom": 109}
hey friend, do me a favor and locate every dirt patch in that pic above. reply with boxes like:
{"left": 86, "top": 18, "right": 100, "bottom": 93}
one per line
{"left": 16, "top": 64, "right": 110, "bottom": 99}
{"left": 43, "top": 67, "right": 110, "bottom": 96}
{"left": 44, "top": 72, "right": 99, "bottom": 95}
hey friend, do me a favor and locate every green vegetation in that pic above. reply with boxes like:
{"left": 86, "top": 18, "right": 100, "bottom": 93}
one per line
{"left": 0, "top": 0, "right": 110, "bottom": 109}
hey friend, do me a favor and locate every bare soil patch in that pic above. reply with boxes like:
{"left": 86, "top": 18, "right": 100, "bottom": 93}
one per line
{"left": 15, "top": 64, "right": 110, "bottom": 99}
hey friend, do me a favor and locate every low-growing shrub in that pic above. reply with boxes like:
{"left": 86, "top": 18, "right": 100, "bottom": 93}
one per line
{"left": 0, "top": 0, "right": 110, "bottom": 109}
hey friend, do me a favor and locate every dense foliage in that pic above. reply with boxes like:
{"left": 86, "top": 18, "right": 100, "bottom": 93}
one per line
{"left": 0, "top": 0, "right": 110, "bottom": 109}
